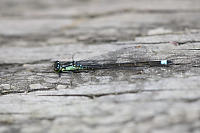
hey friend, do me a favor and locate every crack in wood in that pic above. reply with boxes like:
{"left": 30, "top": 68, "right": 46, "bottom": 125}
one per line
{"left": 0, "top": 87, "right": 55, "bottom": 96}
{"left": 3, "top": 8, "right": 200, "bottom": 20}
{"left": 38, "top": 89, "right": 200, "bottom": 99}
{"left": 134, "top": 40, "right": 200, "bottom": 45}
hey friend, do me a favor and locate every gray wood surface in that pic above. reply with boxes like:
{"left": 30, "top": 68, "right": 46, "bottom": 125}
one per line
{"left": 0, "top": 0, "right": 200, "bottom": 133}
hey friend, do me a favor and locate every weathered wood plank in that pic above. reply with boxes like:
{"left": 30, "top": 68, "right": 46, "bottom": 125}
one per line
{"left": 0, "top": 0, "right": 200, "bottom": 133}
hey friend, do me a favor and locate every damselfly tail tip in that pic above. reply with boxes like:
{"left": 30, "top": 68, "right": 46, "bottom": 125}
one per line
{"left": 167, "top": 60, "right": 173, "bottom": 65}
{"left": 160, "top": 60, "right": 173, "bottom": 65}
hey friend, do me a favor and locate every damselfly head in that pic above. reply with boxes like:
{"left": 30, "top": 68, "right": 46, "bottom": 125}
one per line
{"left": 54, "top": 61, "right": 61, "bottom": 72}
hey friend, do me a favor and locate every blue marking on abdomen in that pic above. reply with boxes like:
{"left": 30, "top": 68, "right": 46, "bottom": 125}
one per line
{"left": 161, "top": 60, "right": 168, "bottom": 65}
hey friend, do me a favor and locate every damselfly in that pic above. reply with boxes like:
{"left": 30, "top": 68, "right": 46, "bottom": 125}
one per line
{"left": 54, "top": 60, "right": 172, "bottom": 76}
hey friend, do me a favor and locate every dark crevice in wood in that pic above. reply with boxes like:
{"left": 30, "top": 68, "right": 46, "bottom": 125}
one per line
{"left": 38, "top": 89, "right": 200, "bottom": 99}
{"left": 0, "top": 87, "right": 55, "bottom": 96}
{"left": 2, "top": 8, "right": 200, "bottom": 20}
{"left": 134, "top": 40, "right": 200, "bottom": 45}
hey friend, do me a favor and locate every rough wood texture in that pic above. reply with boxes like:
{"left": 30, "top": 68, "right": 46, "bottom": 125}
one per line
{"left": 0, "top": 0, "right": 200, "bottom": 133}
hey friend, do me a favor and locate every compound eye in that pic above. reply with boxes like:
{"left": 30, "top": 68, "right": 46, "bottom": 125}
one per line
{"left": 57, "top": 64, "right": 60, "bottom": 68}
{"left": 54, "top": 61, "right": 61, "bottom": 71}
